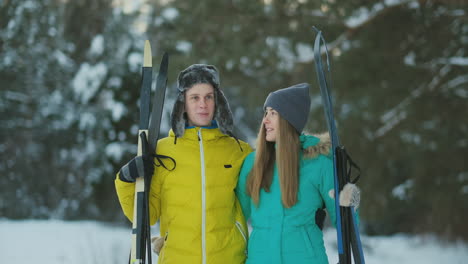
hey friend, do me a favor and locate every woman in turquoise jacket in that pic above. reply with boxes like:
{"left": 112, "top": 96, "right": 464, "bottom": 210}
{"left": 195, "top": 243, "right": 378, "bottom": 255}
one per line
{"left": 236, "top": 83, "right": 360, "bottom": 264}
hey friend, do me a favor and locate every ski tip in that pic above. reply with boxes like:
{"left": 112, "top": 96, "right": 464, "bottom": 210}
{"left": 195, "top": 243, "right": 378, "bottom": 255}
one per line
{"left": 160, "top": 52, "right": 169, "bottom": 73}
{"left": 162, "top": 52, "right": 169, "bottom": 63}
{"left": 144, "top": 40, "right": 152, "bottom": 67}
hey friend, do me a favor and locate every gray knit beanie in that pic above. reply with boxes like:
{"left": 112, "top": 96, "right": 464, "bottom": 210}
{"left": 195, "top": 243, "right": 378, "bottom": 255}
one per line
{"left": 263, "top": 83, "right": 311, "bottom": 133}
{"left": 171, "top": 64, "right": 234, "bottom": 138}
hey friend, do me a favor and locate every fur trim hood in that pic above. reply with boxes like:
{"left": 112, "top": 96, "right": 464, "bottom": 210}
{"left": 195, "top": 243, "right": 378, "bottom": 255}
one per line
{"left": 301, "top": 132, "right": 332, "bottom": 159}
{"left": 170, "top": 64, "right": 234, "bottom": 138}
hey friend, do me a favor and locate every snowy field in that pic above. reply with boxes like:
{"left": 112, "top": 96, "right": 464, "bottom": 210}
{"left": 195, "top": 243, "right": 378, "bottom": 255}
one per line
{"left": 1, "top": 219, "right": 467, "bottom": 264}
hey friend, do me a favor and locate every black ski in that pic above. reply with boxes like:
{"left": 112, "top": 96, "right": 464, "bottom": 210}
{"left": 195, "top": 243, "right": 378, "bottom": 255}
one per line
{"left": 130, "top": 41, "right": 169, "bottom": 264}
{"left": 143, "top": 52, "right": 169, "bottom": 264}
{"left": 148, "top": 52, "right": 169, "bottom": 148}
{"left": 312, "top": 28, "right": 365, "bottom": 264}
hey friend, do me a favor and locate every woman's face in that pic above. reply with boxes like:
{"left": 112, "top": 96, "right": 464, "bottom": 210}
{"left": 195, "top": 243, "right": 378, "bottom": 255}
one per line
{"left": 263, "top": 107, "right": 279, "bottom": 142}
{"left": 185, "top": 83, "right": 215, "bottom": 127}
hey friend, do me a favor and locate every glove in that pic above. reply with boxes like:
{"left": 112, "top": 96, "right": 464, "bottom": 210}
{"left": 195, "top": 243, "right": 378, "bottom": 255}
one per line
{"left": 328, "top": 183, "right": 361, "bottom": 209}
{"left": 315, "top": 207, "right": 326, "bottom": 230}
{"left": 118, "top": 154, "right": 154, "bottom": 183}
{"left": 152, "top": 236, "right": 165, "bottom": 255}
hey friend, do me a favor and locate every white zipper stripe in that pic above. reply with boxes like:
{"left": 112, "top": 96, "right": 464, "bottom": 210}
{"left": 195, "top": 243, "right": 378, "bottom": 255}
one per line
{"left": 235, "top": 221, "right": 247, "bottom": 242}
{"left": 235, "top": 221, "right": 248, "bottom": 257}
{"left": 198, "top": 129, "right": 207, "bottom": 264}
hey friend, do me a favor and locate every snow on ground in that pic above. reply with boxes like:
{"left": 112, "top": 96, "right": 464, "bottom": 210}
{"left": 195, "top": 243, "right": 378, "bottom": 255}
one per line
{"left": 0, "top": 219, "right": 132, "bottom": 264}
{"left": 1, "top": 219, "right": 467, "bottom": 264}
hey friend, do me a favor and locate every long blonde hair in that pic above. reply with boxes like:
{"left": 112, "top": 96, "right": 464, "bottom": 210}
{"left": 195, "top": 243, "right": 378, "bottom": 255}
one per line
{"left": 247, "top": 114, "right": 300, "bottom": 208}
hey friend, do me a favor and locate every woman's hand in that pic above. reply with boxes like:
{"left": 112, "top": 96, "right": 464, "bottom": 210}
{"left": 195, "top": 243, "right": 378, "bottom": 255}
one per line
{"left": 328, "top": 183, "right": 361, "bottom": 209}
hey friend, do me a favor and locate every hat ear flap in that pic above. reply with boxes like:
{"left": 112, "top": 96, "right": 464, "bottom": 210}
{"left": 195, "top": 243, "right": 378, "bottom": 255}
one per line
{"left": 171, "top": 92, "right": 186, "bottom": 138}
{"left": 214, "top": 89, "right": 234, "bottom": 136}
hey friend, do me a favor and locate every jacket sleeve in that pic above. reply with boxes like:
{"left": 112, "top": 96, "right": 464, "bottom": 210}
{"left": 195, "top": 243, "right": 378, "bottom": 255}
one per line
{"left": 114, "top": 166, "right": 164, "bottom": 225}
{"left": 115, "top": 173, "right": 136, "bottom": 222}
{"left": 235, "top": 152, "right": 254, "bottom": 221}
{"left": 320, "top": 156, "right": 337, "bottom": 227}
{"left": 320, "top": 156, "right": 360, "bottom": 228}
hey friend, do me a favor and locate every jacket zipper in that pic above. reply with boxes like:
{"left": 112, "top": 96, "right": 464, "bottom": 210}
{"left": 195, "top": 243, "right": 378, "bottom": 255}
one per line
{"left": 235, "top": 221, "right": 248, "bottom": 256}
{"left": 235, "top": 221, "right": 247, "bottom": 242}
{"left": 198, "top": 129, "right": 207, "bottom": 264}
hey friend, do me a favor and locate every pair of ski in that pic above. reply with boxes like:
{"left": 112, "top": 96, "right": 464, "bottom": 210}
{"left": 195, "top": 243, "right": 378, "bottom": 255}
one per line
{"left": 312, "top": 28, "right": 366, "bottom": 264}
{"left": 130, "top": 40, "right": 168, "bottom": 264}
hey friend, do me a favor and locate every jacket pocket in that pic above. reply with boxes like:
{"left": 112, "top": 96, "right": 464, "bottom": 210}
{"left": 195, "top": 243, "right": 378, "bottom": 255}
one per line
{"left": 158, "top": 231, "right": 169, "bottom": 261}
{"left": 301, "top": 227, "right": 317, "bottom": 258}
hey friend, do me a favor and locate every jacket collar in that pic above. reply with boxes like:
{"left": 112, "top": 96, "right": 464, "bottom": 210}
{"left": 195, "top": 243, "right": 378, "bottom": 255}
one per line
{"left": 168, "top": 125, "right": 225, "bottom": 142}
{"left": 301, "top": 133, "right": 332, "bottom": 159}
{"left": 185, "top": 120, "right": 218, "bottom": 129}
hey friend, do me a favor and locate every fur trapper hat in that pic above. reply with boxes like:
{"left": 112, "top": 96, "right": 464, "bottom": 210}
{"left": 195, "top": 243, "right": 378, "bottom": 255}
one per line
{"left": 171, "top": 64, "right": 234, "bottom": 138}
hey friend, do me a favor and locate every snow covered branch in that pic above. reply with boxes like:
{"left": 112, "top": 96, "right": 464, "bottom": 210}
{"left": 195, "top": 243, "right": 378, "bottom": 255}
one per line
{"left": 372, "top": 46, "right": 464, "bottom": 139}
{"left": 372, "top": 63, "right": 451, "bottom": 139}
{"left": 433, "top": 57, "right": 468, "bottom": 66}
{"left": 302, "top": 0, "right": 421, "bottom": 63}
{"left": 344, "top": 0, "right": 419, "bottom": 29}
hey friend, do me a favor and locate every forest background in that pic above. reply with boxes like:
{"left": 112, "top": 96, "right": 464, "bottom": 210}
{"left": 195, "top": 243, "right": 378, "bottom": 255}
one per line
{"left": 1, "top": 0, "right": 467, "bottom": 241}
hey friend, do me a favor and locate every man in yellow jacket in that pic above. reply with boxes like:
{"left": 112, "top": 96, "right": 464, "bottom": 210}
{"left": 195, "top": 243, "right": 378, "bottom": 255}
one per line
{"left": 115, "top": 64, "right": 252, "bottom": 264}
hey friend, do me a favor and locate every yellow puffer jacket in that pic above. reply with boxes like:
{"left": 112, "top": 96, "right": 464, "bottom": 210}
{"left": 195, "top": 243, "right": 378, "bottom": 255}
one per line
{"left": 115, "top": 127, "right": 252, "bottom": 264}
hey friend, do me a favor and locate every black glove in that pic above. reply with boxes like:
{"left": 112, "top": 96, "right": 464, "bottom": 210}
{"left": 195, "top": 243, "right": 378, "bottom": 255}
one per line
{"left": 315, "top": 207, "right": 326, "bottom": 230}
{"left": 118, "top": 154, "right": 154, "bottom": 183}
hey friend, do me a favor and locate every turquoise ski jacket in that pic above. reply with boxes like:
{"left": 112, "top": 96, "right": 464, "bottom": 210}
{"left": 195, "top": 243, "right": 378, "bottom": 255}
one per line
{"left": 236, "top": 133, "right": 336, "bottom": 264}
